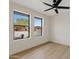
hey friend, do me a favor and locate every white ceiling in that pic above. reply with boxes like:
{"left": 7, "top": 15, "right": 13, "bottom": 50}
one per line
{"left": 10, "top": 0, "right": 70, "bottom": 16}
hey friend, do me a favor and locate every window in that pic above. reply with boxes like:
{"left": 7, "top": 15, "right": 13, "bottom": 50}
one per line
{"left": 13, "top": 11, "right": 30, "bottom": 40}
{"left": 34, "top": 17, "right": 42, "bottom": 36}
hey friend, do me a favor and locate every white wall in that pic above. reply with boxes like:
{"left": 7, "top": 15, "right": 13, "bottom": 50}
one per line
{"left": 50, "top": 13, "right": 70, "bottom": 46}
{"left": 9, "top": 2, "right": 50, "bottom": 55}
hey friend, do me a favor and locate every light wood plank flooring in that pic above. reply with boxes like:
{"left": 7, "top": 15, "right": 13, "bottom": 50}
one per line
{"left": 10, "top": 42, "right": 70, "bottom": 59}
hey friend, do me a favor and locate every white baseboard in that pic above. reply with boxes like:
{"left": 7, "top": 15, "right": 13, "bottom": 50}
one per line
{"left": 50, "top": 40, "right": 70, "bottom": 46}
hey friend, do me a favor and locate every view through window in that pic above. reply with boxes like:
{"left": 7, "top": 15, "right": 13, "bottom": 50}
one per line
{"left": 34, "top": 17, "right": 42, "bottom": 36}
{"left": 13, "top": 11, "right": 30, "bottom": 40}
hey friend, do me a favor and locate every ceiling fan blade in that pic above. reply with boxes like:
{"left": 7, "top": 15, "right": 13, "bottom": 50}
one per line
{"left": 44, "top": 8, "right": 53, "bottom": 11}
{"left": 42, "top": 2, "right": 53, "bottom": 7}
{"left": 55, "top": 0, "right": 62, "bottom": 6}
{"left": 54, "top": 9, "right": 58, "bottom": 13}
{"left": 58, "top": 6, "right": 70, "bottom": 9}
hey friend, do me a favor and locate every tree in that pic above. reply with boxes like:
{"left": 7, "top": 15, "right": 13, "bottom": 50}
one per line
{"left": 15, "top": 18, "right": 28, "bottom": 26}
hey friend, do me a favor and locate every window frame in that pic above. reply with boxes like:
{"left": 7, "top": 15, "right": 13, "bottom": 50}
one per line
{"left": 13, "top": 11, "right": 30, "bottom": 40}
{"left": 34, "top": 16, "right": 43, "bottom": 36}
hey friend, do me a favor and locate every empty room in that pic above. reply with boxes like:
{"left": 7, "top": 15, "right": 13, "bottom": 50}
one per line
{"left": 9, "top": 0, "right": 70, "bottom": 59}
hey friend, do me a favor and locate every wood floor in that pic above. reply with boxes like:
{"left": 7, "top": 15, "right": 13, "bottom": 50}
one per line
{"left": 10, "top": 42, "right": 70, "bottom": 59}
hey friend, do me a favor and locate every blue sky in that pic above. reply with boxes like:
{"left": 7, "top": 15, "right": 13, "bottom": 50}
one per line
{"left": 34, "top": 18, "right": 41, "bottom": 26}
{"left": 14, "top": 13, "right": 41, "bottom": 26}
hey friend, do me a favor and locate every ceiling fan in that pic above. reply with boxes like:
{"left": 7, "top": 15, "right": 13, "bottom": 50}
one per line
{"left": 42, "top": 0, "right": 70, "bottom": 14}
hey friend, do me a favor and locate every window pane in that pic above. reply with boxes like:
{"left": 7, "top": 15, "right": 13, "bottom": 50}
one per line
{"left": 34, "top": 17, "right": 42, "bottom": 36}
{"left": 13, "top": 11, "right": 30, "bottom": 40}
